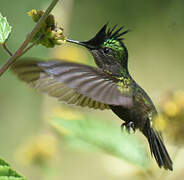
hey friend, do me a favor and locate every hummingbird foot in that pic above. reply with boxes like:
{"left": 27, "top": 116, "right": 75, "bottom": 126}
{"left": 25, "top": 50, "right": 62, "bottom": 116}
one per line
{"left": 121, "top": 121, "right": 136, "bottom": 134}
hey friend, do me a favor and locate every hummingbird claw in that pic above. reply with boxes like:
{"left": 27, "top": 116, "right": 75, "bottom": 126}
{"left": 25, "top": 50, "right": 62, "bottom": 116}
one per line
{"left": 121, "top": 121, "right": 136, "bottom": 134}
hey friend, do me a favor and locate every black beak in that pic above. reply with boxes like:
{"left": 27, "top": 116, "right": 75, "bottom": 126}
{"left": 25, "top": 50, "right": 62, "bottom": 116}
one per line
{"left": 66, "top": 24, "right": 108, "bottom": 50}
{"left": 66, "top": 39, "right": 95, "bottom": 49}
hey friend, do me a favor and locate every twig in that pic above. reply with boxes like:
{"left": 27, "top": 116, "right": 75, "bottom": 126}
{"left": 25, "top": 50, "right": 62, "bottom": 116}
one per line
{"left": 2, "top": 43, "right": 13, "bottom": 56}
{"left": 19, "top": 35, "right": 43, "bottom": 58}
{"left": 0, "top": 0, "right": 59, "bottom": 76}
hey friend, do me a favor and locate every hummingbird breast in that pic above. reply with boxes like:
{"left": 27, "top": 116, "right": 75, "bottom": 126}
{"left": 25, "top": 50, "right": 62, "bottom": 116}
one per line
{"left": 110, "top": 105, "right": 147, "bottom": 129}
{"left": 109, "top": 85, "right": 157, "bottom": 130}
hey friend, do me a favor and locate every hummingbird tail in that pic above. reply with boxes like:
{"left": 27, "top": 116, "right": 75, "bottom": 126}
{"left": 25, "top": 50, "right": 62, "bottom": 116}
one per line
{"left": 142, "top": 122, "right": 173, "bottom": 171}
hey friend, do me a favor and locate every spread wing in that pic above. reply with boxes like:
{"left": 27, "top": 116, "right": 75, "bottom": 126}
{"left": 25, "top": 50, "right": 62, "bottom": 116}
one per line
{"left": 11, "top": 58, "right": 133, "bottom": 110}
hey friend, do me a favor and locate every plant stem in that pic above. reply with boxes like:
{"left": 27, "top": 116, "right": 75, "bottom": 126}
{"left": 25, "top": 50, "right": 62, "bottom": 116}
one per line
{"left": 0, "top": 0, "right": 59, "bottom": 76}
{"left": 18, "top": 35, "right": 43, "bottom": 58}
{"left": 2, "top": 43, "right": 13, "bottom": 56}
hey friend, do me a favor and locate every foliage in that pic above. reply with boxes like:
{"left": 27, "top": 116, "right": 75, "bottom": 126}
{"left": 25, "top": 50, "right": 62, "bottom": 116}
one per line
{"left": 0, "top": 158, "right": 26, "bottom": 180}
{"left": 52, "top": 114, "right": 149, "bottom": 168}
{"left": 0, "top": 13, "right": 11, "bottom": 44}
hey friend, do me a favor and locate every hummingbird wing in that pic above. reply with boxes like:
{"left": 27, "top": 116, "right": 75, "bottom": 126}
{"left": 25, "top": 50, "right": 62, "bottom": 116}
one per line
{"left": 11, "top": 59, "right": 133, "bottom": 109}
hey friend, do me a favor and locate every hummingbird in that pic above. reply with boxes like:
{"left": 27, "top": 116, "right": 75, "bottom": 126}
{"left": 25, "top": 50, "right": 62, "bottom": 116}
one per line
{"left": 11, "top": 24, "right": 173, "bottom": 170}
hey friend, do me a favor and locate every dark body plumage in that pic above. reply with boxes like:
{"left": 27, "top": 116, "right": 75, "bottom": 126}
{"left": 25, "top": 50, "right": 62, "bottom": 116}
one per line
{"left": 11, "top": 24, "right": 173, "bottom": 170}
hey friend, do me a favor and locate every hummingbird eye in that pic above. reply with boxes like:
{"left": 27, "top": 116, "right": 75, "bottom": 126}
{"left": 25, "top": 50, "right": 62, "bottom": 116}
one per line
{"left": 104, "top": 48, "right": 110, "bottom": 54}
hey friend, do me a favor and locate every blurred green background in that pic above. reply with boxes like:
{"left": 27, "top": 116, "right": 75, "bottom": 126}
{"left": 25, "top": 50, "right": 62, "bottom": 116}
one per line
{"left": 0, "top": 0, "right": 184, "bottom": 179}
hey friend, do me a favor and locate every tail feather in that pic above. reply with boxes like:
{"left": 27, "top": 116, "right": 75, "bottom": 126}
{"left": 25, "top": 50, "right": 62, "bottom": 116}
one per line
{"left": 142, "top": 123, "right": 173, "bottom": 171}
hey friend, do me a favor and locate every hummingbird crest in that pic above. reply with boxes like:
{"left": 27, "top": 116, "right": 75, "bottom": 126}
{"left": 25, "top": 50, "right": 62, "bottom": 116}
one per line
{"left": 83, "top": 23, "right": 129, "bottom": 49}
{"left": 82, "top": 24, "right": 130, "bottom": 74}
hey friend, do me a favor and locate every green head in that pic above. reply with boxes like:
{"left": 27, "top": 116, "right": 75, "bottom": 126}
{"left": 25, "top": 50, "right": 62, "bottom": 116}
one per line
{"left": 67, "top": 24, "right": 129, "bottom": 73}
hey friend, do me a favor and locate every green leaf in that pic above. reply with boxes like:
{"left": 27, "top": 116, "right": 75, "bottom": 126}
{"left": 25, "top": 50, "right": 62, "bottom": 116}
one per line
{"left": 0, "top": 13, "right": 12, "bottom": 44}
{"left": 52, "top": 117, "right": 149, "bottom": 168}
{"left": 0, "top": 158, "right": 26, "bottom": 180}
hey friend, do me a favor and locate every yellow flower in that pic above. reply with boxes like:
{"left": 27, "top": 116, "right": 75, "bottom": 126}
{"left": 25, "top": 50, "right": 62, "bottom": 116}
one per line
{"left": 159, "top": 90, "right": 184, "bottom": 145}
{"left": 15, "top": 134, "right": 57, "bottom": 167}
{"left": 28, "top": 9, "right": 66, "bottom": 48}
{"left": 163, "top": 100, "right": 179, "bottom": 117}
{"left": 27, "top": 9, "right": 37, "bottom": 18}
